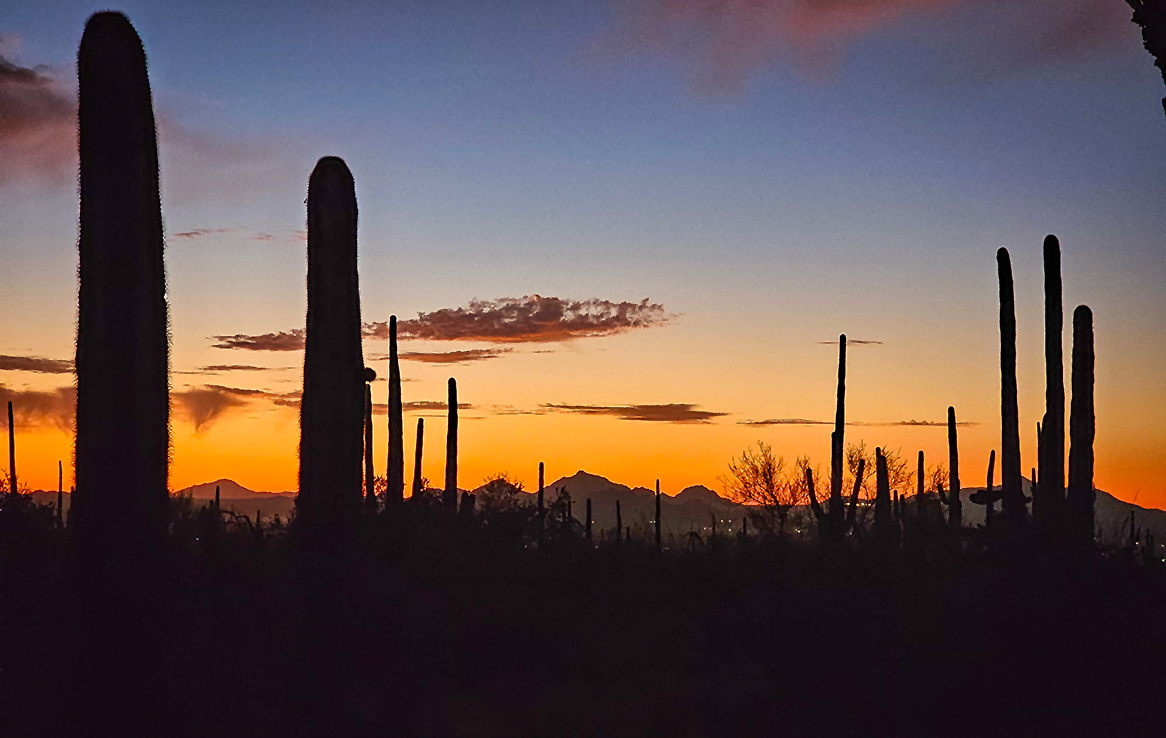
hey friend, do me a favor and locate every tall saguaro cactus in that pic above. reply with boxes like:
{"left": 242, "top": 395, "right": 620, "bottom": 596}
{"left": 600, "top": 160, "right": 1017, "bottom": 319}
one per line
{"left": 444, "top": 378, "right": 458, "bottom": 510}
{"left": 386, "top": 315, "right": 404, "bottom": 504}
{"left": 411, "top": 418, "right": 424, "bottom": 499}
{"left": 7, "top": 401, "right": 15, "bottom": 494}
{"left": 1039, "top": 235, "right": 1066, "bottom": 534}
{"left": 997, "top": 248, "right": 1026, "bottom": 528}
{"left": 655, "top": 479, "right": 662, "bottom": 552}
{"left": 1067, "top": 306, "right": 1095, "bottom": 546}
{"left": 72, "top": 13, "right": 169, "bottom": 736}
{"left": 364, "top": 381, "right": 374, "bottom": 510}
{"left": 948, "top": 407, "right": 962, "bottom": 529}
{"left": 830, "top": 335, "right": 847, "bottom": 524}
{"left": 874, "top": 447, "right": 893, "bottom": 539}
{"left": 298, "top": 156, "right": 365, "bottom": 548}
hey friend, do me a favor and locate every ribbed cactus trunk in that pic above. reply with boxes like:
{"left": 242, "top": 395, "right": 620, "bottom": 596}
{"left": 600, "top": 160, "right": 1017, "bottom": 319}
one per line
{"left": 443, "top": 378, "right": 458, "bottom": 510}
{"left": 386, "top": 315, "right": 404, "bottom": 504}
{"left": 985, "top": 450, "right": 997, "bottom": 526}
{"left": 585, "top": 498, "right": 592, "bottom": 543}
{"left": 874, "top": 447, "right": 893, "bottom": 539}
{"left": 1039, "top": 235, "right": 1066, "bottom": 536}
{"left": 7, "top": 401, "right": 15, "bottom": 494}
{"left": 298, "top": 156, "right": 364, "bottom": 550}
{"left": 537, "top": 462, "right": 545, "bottom": 534}
{"left": 1067, "top": 305, "right": 1095, "bottom": 547}
{"left": 72, "top": 13, "right": 169, "bottom": 737}
{"left": 616, "top": 500, "right": 622, "bottom": 546}
{"left": 829, "top": 335, "right": 847, "bottom": 530}
{"left": 364, "top": 382, "right": 375, "bottom": 511}
{"left": 412, "top": 418, "right": 424, "bottom": 499}
{"left": 947, "top": 407, "right": 962, "bottom": 529}
{"left": 655, "top": 479, "right": 662, "bottom": 552}
{"left": 57, "top": 460, "right": 63, "bottom": 529}
{"left": 997, "top": 248, "right": 1026, "bottom": 529}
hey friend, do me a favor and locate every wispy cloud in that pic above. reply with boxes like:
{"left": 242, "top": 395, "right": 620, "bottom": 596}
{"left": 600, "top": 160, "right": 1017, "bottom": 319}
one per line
{"left": 0, "top": 384, "right": 75, "bottom": 431}
{"left": 171, "top": 228, "right": 234, "bottom": 240}
{"left": 403, "top": 400, "right": 473, "bottom": 412}
{"left": 173, "top": 384, "right": 301, "bottom": 431}
{"left": 740, "top": 417, "right": 977, "bottom": 427}
{"left": 818, "top": 339, "right": 882, "bottom": 346}
{"left": 399, "top": 349, "right": 513, "bottom": 364}
{"left": 211, "top": 330, "right": 305, "bottom": 352}
{"left": 369, "top": 295, "right": 672, "bottom": 344}
{"left": 542, "top": 402, "right": 727, "bottom": 424}
{"left": 605, "top": 0, "right": 1131, "bottom": 91}
{"left": 174, "top": 365, "right": 293, "bottom": 375}
{"left": 0, "top": 354, "right": 73, "bottom": 374}
{"left": 0, "top": 50, "right": 74, "bottom": 187}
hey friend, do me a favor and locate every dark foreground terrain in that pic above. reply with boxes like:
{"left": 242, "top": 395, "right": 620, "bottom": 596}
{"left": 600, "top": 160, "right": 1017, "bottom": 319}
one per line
{"left": 2, "top": 493, "right": 1164, "bottom": 738}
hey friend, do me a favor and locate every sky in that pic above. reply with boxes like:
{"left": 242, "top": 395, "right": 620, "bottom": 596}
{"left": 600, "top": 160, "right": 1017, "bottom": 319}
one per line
{"left": 1, "top": 0, "right": 1164, "bottom": 509}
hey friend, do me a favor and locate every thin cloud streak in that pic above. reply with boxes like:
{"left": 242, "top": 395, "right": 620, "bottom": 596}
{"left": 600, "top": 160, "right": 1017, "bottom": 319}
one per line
{"left": 542, "top": 402, "right": 727, "bottom": 424}
{"left": 0, "top": 354, "right": 73, "bottom": 374}
{"left": 740, "top": 417, "right": 978, "bottom": 426}
{"left": 818, "top": 339, "right": 883, "bottom": 345}
{"left": 399, "top": 349, "right": 513, "bottom": 364}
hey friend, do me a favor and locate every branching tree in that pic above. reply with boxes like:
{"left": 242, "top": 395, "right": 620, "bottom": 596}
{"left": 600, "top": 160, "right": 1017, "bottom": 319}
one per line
{"left": 721, "top": 442, "right": 806, "bottom": 537}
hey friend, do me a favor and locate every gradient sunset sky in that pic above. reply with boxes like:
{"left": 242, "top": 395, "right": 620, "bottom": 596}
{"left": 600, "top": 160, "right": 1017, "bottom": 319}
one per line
{"left": 2, "top": 0, "right": 1164, "bottom": 508}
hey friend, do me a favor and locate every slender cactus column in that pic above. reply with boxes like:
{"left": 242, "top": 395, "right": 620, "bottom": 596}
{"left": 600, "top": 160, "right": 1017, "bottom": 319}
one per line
{"left": 1067, "top": 306, "right": 1095, "bottom": 547}
{"left": 411, "top": 418, "right": 424, "bottom": 499}
{"left": 386, "top": 316, "right": 404, "bottom": 504}
{"left": 655, "top": 479, "right": 662, "bottom": 552}
{"left": 444, "top": 378, "right": 458, "bottom": 510}
{"left": 1040, "top": 235, "right": 1066, "bottom": 535}
{"left": 830, "top": 335, "right": 847, "bottom": 528}
{"left": 997, "top": 248, "right": 1026, "bottom": 530}
{"left": 7, "top": 401, "right": 15, "bottom": 494}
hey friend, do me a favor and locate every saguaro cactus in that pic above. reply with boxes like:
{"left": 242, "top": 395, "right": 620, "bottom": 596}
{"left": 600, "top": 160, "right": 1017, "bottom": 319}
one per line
{"left": 444, "top": 378, "right": 458, "bottom": 510}
{"left": 73, "top": 12, "right": 169, "bottom": 735}
{"left": 386, "top": 315, "right": 404, "bottom": 504}
{"left": 1067, "top": 305, "right": 1095, "bottom": 546}
{"left": 57, "top": 460, "right": 63, "bottom": 529}
{"left": 947, "top": 407, "right": 963, "bottom": 529}
{"left": 874, "top": 448, "right": 893, "bottom": 539}
{"left": 411, "top": 418, "right": 424, "bottom": 499}
{"left": 364, "top": 380, "right": 375, "bottom": 510}
{"left": 1039, "top": 235, "right": 1066, "bottom": 534}
{"left": 655, "top": 479, "right": 662, "bottom": 552}
{"left": 997, "top": 248, "right": 1026, "bottom": 528}
{"left": 585, "top": 498, "right": 592, "bottom": 543}
{"left": 7, "top": 401, "right": 15, "bottom": 494}
{"left": 616, "top": 500, "right": 623, "bottom": 545}
{"left": 830, "top": 335, "right": 847, "bottom": 522}
{"left": 298, "top": 156, "right": 365, "bottom": 548}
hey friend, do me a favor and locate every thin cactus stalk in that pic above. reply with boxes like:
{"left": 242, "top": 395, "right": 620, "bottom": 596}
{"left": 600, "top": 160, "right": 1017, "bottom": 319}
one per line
{"left": 917, "top": 450, "right": 925, "bottom": 523}
{"left": 806, "top": 467, "right": 823, "bottom": 523}
{"left": 655, "top": 478, "right": 662, "bottom": 552}
{"left": 846, "top": 458, "right": 865, "bottom": 532}
{"left": 411, "top": 418, "right": 423, "bottom": 499}
{"left": 57, "top": 460, "right": 63, "bottom": 529}
{"left": 7, "top": 401, "right": 15, "bottom": 494}
{"left": 386, "top": 315, "right": 404, "bottom": 504}
{"left": 364, "top": 381, "right": 374, "bottom": 511}
{"left": 585, "top": 498, "right": 592, "bottom": 543}
{"left": 1035, "top": 418, "right": 1044, "bottom": 523}
{"left": 830, "top": 335, "right": 846, "bottom": 523}
{"left": 215, "top": 484, "right": 220, "bottom": 510}
{"left": 73, "top": 13, "right": 169, "bottom": 733}
{"left": 986, "top": 450, "right": 997, "bottom": 525}
{"left": 1067, "top": 305, "right": 1095, "bottom": 546}
{"left": 537, "top": 462, "right": 545, "bottom": 522}
{"left": 997, "top": 248, "right": 1026, "bottom": 528}
{"left": 1040, "top": 235, "right": 1066, "bottom": 533}
{"left": 444, "top": 377, "right": 458, "bottom": 510}
{"left": 874, "top": 448, "right": 893, "bottom": 539}
{"left": 947, "top": 407, "right": 962, "bottom": 530}
{"left": 298, "top": 156, "right": 364, "bottom": 549}
{"left": 616, "top": 500, "right": 622, "bottom": 545}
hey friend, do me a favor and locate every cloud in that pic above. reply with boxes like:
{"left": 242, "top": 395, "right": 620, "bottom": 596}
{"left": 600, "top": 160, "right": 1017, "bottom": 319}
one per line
{"left": 0, "top": 354, "right": 73, "bottom": 374}
{"left": 739, "top": 417, "right": 978, "bottom": 426}
{"left": 541, "top": 402, "right": 727, "bottom": 424}
{"left": 818, "top": 339, "right": 882, "bottom": 346}
{"left": 216, "top": 295, "right": 670, "bottom": 352}
{"left": 0, "top": 384, "right": 75, "bottom": 432}
{"left": 175, "top": 365, "right": 293, "bottom": 375}
{"left": 403, "top": 400, "right": 473, "bottom": 411}
{"left": 211, "top": 330, "right": 305, "bottom": 351}
{"left": 399, "top": 349, "right": 513, "bottom": 364}
{"left": 606, "top": 0, "right": 1132, "bottom": 91}
{"left": 173, "top": 384, "right": 301, "bottom": 431}
{"left": 0, "top": 51, "right": 75, "bottom": 187}
{"left": 171, "top": 228, "right": 234, "bottom": 240}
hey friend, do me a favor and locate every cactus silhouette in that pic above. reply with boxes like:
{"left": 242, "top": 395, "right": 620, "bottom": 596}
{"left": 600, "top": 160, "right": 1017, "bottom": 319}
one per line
{"left": 970, "top": 450, "right": 1001, "bottom": 525}
{"left": 1067, "top": 305, "right": 1095, "bottom": 546}
{"left": 6, "top": 400, "right": 15, "bottom": 494}
{"left": 444, "top": 378, "right": 458, "bottom": 510}
{"left": 585, "top": 497, "right": 592, "bottom": 543}
{"left": 364, "top": 380, "right": 375, "bottom": 511}
{"left": 298, "top": 156, "right": 365, "bottom": 549}
{"left": 1039, "top": 235, "right": 1066, "bottom": 535}
{"left": 655, "top": 479, "right": 662, "bottom": 552}
{"left": 386, "top": 315, "right": 404, "bottom": 504}
{"left": 874, "top": 448, "right": 893, "bottom": 539}
{"left": 1125, "top": 0, "right": 1166, "bottom": 117}
{"left": 997, "top": 248, "right": 1026, "bottom": 529}
{"left": 57, "top": 460, "right": 63, "bottom": 528}
{"left": 411, "top": 417, "right": 424, "bottom": 499}
{"left": 616, "top": 499, "right": 623, "bottom": 546}
{"left": 537, "top": 461, "right": 545, "bottom": 523}
{"left": 946, "top": 407, "right": 963, "bottom": 529}
{"left": 830, "top": 335, "right": 846, "bottom": 523}
{"left": 72, "top": 12, "right": 169, "bottom": 735}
